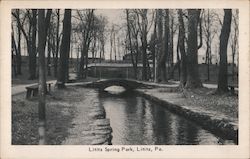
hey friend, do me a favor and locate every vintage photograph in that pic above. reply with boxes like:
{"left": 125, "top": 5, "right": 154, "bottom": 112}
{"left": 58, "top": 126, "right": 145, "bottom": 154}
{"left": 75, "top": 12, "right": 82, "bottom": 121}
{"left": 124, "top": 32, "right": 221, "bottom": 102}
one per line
{"left": 11, "top": 8, "right": 239, "bottom": 145}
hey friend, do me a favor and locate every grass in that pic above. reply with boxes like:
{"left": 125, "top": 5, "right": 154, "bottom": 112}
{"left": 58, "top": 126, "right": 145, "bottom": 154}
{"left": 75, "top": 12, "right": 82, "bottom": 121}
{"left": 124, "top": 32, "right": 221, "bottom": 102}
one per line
{"left": 172, "top": 64, "right": 238, "bottom": 85}
{"left": 12, "top": 88, "right": 77, "bottom": 145}
{"left": 157, "top": 86, "right": 238, "bottom": 121}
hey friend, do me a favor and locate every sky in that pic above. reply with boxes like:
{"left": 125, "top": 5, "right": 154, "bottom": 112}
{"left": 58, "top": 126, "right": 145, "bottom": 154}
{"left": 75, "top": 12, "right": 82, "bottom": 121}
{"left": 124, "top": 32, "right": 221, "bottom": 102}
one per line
{"left": 96, "top": 9, "right": 125, "bottom": 26}
{"left": 95, "top": 9, "right": 127, "bottom": 60}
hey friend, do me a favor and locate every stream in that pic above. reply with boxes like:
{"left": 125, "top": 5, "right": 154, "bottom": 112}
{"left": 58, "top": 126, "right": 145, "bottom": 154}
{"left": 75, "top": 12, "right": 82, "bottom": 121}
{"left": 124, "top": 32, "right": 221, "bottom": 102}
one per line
{"left": 98, "top": 87, "right": 235, "bottom": 145}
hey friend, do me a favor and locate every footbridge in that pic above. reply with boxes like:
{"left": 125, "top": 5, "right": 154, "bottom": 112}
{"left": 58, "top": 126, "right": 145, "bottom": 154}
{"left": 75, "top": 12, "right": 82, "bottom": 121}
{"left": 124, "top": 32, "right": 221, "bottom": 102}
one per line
{"left": 82, "top": 78, "right": 150, "bottom": 91}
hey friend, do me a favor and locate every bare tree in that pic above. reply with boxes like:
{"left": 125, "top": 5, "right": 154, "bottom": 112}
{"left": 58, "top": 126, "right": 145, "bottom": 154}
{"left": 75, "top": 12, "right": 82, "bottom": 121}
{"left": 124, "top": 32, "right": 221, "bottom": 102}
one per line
{"left": 54, "top": 9, "right": 61, "bottom": 77}
{"left": 202, "top": 10, "right": 218, "bottom": 81}
{"left": 47, "top": 19, "right": 52, "bottom": 76}
{"left": 11, "top": 11, "right": 23, "bottom": 75}
{"left": 110, "top": 25, "right": 114, "bottom": 61}
{"left": 177, "top": 9, "right": 187, "bottom": 88}
{"left": 126, "top": 9, "right": 139, "bottom": 79}
{"left": 204, "top": 10, "right": 212, "bottom": 81}
{"left": 57, "top": 9, "right": 72, "bottom": 88}
{"left": 47, "top": 9, "right": 61, "bottom": 77}
{"left": 37, "top": 9, "right": 52, "bottom": 145}
{"left": 185, "top": 9, "right": 202, "bottom": 88}
{"left": 133, "top": 9, "right": 153, "bottom": 81}
{"left": 163, "top": 9, "right": 170, "bottom": 81}
{"left": 229, "top": 10, "right": 238, "bottom": 83}
{"left": 156, "top": 9, "right": 167, "bottom": 82}
{"left": 151, "top": 11, "right": 157, "bottom": 82}
{"left": 217, "top": 9, "right": 232, "bottom": 93}
{"left": 76, "top": 9, "right": 95, "bottom": 79}
{"left": 97, "top": 16, "right": 107, "bottom": 63}
{"left": 11, "top": 31, "right": 17, "bottom": 77}
{"left": 12, "top": 9, "right": 38, "bottom": 79}
{"left": 168, "top": 11, "right": 174, "bottom": 69}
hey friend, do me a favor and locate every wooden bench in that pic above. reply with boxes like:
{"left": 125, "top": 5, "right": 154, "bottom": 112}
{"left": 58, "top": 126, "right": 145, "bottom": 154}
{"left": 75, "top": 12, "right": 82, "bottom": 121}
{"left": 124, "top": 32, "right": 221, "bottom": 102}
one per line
{"left": 26, "top": 83, "right": 52, "bottom": 99}
{"left": 228, "top": 84, "right": 238, "bottom": 95}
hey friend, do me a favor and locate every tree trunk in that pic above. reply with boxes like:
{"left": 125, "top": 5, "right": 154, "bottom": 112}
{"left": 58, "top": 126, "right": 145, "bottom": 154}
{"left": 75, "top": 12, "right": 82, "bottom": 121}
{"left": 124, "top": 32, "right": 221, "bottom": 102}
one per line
{"left": 205, "top": 10, "right": 211, "bottom": 81}
{"left": 11, "top": 31, "right": 18, "bottom": 76}
{"left": 77, "top": 10, "right": 94, "bottom": 79}
{"left": 11, "top": 39, "right": 17, "bottom": 77}
{"left": 16, "top": 23, "right": 22, "bottom": 75}
{"left": 231, "top": 10, "right": 238, "bottom": 84}
{"left": 185, "top": 9, "right": 202, "bottom": 88}
{"left": 85, "top": 37, "right": 92, "bottom": 78}
{"left": 178, "top": 9, "right": 187, "bottom": 88}
{"left": 157, "top": 9, "right": 169, "bottom": 82}
{"left": 28, "top": 9, "right": 38, "bottom": 80}
{"left": 126, "top": 10, "right": 138, "bottom": 79}
{"left": 155, "top": 10, "right": 160, "bottom": 82}
{"left": 57, "top": 9, "right": 72, "bottom": 88}
{"left": 37, "top": 9, "right": 49, "bottom": 145}
{"left": 28, "top": 48, "right": 37, "bottom": 80}
{"left": 169, "top": 12, "right": 174, "bottom": 69}
{"left": 197, "top": 11, "right": 203, "bottom": 50}
{"left": 141, "top": 9, "right": 148, "bottom": 81}
{"left": 78, "top": 46, "right": 85, "bottom": 79}
{"left": 205, "top": 41, "right": 210, "bottom": 81}
{"left": 163, "top": 9, "right": 169, "bottom": 81}
{"left": 217, "top": 9, "right": 232, "bottom": 93}
{"left": 176, "top": 34, "right": 181, "bottom": 80}
{"left": 232, "top": 45, "right": 235, "bottom": 83}
{"left": 101, "top": 39, "right": 105, "bottom": 63}
{"left": 114, "top": 32, "right": 117, "bottom": 62}
{"left": 110, "top": 31, "right": 113, "bottom": 61}
{"left": 13, "top": 10, "right": 23, "bottom": 75}
{"left": 152, "top": 14, "right": 157, "bottom": 82}
{"left": 47, "top": 34, "right": 51, "bottom": 76}
{"left": 54, "top": 9, "right": 60, "bottom": 77}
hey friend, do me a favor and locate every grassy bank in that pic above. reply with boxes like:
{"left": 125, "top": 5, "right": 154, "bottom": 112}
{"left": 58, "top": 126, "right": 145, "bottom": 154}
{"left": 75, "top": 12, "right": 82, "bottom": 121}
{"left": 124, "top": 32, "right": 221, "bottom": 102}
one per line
{"left": 12, "top": 88, "right": 77, "bottom": 145}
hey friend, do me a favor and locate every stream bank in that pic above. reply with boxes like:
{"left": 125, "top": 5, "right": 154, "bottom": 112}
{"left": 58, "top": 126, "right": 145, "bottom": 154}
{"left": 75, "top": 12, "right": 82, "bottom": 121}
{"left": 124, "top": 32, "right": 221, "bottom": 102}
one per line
{"left": 135, "top": 88, "right": 238, "bottom": 143}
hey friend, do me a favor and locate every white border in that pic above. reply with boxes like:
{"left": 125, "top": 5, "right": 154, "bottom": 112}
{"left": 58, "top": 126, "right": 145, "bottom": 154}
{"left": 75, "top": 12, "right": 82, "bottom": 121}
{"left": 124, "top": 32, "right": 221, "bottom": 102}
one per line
{"left": 1, "top": 0, "right": 249, "bottom": 158}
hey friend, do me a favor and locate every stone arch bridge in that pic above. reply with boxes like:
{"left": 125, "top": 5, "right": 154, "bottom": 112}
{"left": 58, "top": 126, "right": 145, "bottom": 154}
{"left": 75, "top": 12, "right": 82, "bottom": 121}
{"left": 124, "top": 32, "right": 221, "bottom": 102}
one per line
{"left": 82, "top": 79, "right": 150, "bottom": 91}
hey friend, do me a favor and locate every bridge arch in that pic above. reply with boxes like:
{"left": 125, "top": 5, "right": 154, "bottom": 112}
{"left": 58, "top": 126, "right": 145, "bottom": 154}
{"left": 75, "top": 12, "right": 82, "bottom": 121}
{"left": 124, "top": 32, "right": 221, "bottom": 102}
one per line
{"left": 86, "top": 79, "right": 144, "bottom": 91}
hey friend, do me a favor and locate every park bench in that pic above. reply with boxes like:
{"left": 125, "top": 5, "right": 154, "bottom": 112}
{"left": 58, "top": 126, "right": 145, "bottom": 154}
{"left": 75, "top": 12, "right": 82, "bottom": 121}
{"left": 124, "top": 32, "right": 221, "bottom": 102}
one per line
{"left": 26, "top": 82, "right": 52, "bottom": 99}
{"left": 228, "top": 84, "right": 238, "bottom": 95}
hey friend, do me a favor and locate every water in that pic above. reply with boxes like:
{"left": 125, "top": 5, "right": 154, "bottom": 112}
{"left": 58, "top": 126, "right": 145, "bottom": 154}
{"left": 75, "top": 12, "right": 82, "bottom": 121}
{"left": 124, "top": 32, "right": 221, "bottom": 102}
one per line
{"left": 104, "top": 86, "right": 126, "bottom": 94}
{"left": 98, "top": 89, "right": 235, "bottom": 145}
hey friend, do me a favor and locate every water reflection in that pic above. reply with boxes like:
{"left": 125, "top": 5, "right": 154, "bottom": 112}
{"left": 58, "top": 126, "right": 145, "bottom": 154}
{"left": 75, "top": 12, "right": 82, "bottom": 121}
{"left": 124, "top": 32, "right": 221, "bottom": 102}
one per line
{"left": 98, "top": 91, "right": 235, "bottom": 145}
{"left": 104, "top": 86, "right": 126, "bottom": 94}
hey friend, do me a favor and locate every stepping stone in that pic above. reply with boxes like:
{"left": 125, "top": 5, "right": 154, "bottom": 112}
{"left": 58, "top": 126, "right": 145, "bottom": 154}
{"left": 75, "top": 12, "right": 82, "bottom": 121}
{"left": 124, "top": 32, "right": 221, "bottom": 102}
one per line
{"left": 90, "top": 106, "right": 105, "bottom": 111}
{"left": 80, "top": 130, "right": 95, "bottom": 136}
{"left": 91, "top": 119, "right": 110, "bottom": 127}
{"left": 90, "top": 134, "right": 112, "bottom": 145}
{"left": 92, "top": 125, "right": 112, "bottom": 131}
{"left": 88, "top": 110, "right": 106, "bottom": 119}
{"left": 91, "top": 128, "right": 112, "bottom": 135}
